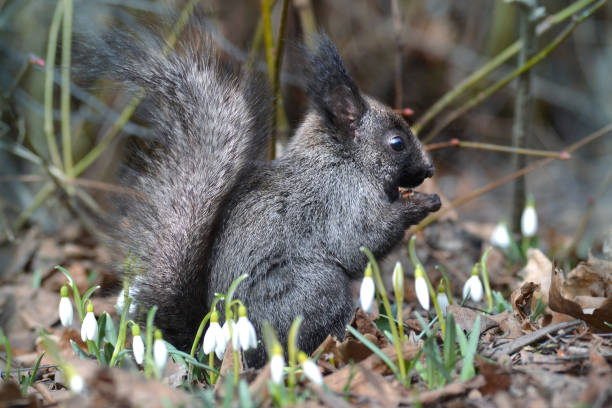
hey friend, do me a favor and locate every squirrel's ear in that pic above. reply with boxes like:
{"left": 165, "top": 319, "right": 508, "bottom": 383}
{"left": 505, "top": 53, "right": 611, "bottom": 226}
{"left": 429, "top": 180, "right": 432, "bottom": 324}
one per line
{"left": 306, "top": 35, "right": 366, "bottom": 138}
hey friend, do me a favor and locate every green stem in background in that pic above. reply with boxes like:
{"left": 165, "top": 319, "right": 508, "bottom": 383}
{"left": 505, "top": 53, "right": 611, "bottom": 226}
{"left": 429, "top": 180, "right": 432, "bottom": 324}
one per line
{"left": 425, "top": 138, "right": 570, "bottom": 159}
{"left": 43, "top": 0, "right": 63, "bottom": 170}
{"left": 408, "top": 237, "right": 445, "bottom": 338}
{"left": 412, "top": 121, "right": 612, "bottom": 233}
{"left": 413, "top": 0, "right": 601, "bottom": 135}
{"left": 60, "top": 0, "right": 73, "bottom": 179}
{"left": 510, "top": 0, "right": 540, "bottom": 236}
{"left": 109, "top": 296, "right": 131, "bottom": 366}
{"left": 144, "top": 306, "right": 158, "bottom": 379}
{"left": 287, "top": 316, "right": 303, "bottom": 402}
{"left": 0, "top": 328, "right": 11, "bottom": 381}
{"left": 422, "top": 1, "right": 605, "bottom": 144}
{"left": 479, "top": 248, "right": 493, "bottom": 312}
{"left": 360, "top": 247, "right": 407, "bottom": 382}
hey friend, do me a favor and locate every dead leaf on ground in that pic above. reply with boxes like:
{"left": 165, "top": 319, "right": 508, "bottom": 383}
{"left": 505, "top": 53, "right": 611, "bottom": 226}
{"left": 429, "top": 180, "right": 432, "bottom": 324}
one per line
{"left": 314, "top": 309, "right": 388, "bottom": 367}
{"left": 489, "top": 310, "right": 523, "bottom": 340}
{"left": 518, "top": 249, "right": 552, "bottom": 303}
{"left": 549, "top": 266, "right": 612, "bottom": 332}
{"left": 399, "top": 375, "right": 486, "bottom": 406}
{"left": 476, "top": 356, "right": 511, "bottom": 395}
{"left": 323, "top": 342, "right": 419, "bottom": 395}
{"left": 565, "top": 253, "right": 612, "bottom": 298}
{"left": 446, "top": 305, "right": 499, "bottom": 334}
{"left": 579, "top": 349, "right": 612, "bottom": 405}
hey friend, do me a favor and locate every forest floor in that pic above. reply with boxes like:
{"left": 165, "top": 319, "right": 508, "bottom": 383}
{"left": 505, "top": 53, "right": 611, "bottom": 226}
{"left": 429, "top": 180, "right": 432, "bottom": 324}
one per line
{"left": 0, "top": 214, "right": 611, "bottom": 408}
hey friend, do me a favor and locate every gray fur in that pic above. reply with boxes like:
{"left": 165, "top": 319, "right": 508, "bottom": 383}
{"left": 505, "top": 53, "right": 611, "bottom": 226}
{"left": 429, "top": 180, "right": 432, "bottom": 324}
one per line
{"left": 95, "top": 23, "right": 440, "bottom": 368}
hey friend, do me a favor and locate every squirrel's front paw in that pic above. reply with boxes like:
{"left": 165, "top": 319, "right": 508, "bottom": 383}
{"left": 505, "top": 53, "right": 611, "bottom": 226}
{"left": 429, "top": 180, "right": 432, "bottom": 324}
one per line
{"left": 399, "top": 190, "right": 441, "bottom": 224}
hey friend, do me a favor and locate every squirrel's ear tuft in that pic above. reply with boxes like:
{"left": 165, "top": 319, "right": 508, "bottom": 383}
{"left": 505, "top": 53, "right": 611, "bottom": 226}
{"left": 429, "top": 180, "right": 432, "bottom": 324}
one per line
{"left": 305, "top": 35, "right": 366, "bottom": 138}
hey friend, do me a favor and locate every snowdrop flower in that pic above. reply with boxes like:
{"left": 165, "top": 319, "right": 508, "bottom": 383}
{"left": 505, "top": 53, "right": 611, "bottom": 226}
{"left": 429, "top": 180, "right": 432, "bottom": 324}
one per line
{"left": 269, "top": 343, "right": 285, "bottom": 385}
{"left": 222, "top": 310, "right": 239, "bottom": 350}
{"left": 59, "top": 285, "right": 73, "bottom": 327}
{"left": 203, "top": 311, "right": 227, "bottom": 359}
{"left": 463, "top": 265, "right": 483, "bottom": 302}
{"left": 490, "top": 221, "right": 511, "bottom": 249}
{"left": 153, "top": 329, "right": 168, "bottom": 370}
{"left": 131, "top": 324, "right": 144, "bottom": 365}
{"left": 237, "top": 305, "right": 258, "bottom": 351}
{"left": 392, "top": 262, "right": 404, "bottom": 300}
{"left": 81, "top": 301, "right": 98, "bottom": 342}
{"left": 414, "top": 265, "right": 430, "bottom": 310}
{"left": 359, "top": 263, "right": 375, "bottom": 312}
{"left": 437, "top": 292, "right": 450, "bottom": 316}
{"left": 69, "top": 373, "right": 85, "bottom": 393}
{"left": 521, "top": 199, "right": 538, "bottom": 237}
{"left": 298, "top": 351, "right": 323, "bottom": 385}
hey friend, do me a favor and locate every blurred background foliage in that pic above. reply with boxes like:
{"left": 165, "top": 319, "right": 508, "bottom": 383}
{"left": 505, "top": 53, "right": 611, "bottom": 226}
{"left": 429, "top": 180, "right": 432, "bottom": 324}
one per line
{"left": 0, "top": 0, "right": 610, "bottom": 258}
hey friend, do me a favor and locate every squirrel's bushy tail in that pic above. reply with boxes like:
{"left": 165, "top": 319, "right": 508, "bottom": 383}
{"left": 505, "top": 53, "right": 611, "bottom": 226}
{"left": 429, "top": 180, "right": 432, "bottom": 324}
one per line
{"left": 84, "top": 22, "right": 270, "bottom": 348}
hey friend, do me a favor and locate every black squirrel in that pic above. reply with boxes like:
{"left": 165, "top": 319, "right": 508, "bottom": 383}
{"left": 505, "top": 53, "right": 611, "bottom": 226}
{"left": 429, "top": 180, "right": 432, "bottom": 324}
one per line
{"left": 87, "top": 20, "right": 441, "bottom": 368}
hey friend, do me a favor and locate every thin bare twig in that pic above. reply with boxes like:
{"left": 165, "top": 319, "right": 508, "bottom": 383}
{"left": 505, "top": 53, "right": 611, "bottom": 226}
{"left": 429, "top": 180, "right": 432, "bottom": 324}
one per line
{"left": 412, "top": 122, "right": 612, "bottom": 232}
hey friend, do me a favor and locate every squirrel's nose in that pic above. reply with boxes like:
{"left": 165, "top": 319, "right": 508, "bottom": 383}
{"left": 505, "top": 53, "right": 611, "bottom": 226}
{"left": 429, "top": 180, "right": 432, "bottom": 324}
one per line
{"left": 424, "top": 164, "right": 434, "bottom": 179}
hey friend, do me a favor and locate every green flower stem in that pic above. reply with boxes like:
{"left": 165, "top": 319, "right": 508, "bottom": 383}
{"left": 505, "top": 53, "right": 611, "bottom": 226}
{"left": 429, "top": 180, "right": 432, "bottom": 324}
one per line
{"left": 223, "top": 274, "right": 249, "bottom": 384}
{"left": 86, "top": 339, "right": 102, "bottom": 364}
{"left": 479, "top": 248, "right": 493, "bottom": 312}
{"left": 144, "top": 306, "right": 158, "bottom": 379}
{"left": 43, "top": 0, "right": 63, "bottom": 170}
{"left": 408, "top": 237, "right": 445, "bottom": 338}
{"left": 61, "top": 0, "right": 73, "bottom": 179}
{"left": 109, "top": 296, "right": 131, "bottom": 366}
{"left": 360, "top": 247, "right": 407, "bottom": 382}
{"left": 287, "top": 316, "right": 303, "bottom": 401}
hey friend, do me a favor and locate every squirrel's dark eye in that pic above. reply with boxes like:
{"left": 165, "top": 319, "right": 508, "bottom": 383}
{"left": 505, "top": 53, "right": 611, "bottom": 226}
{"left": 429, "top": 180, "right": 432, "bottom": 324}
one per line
{"left": 389, "top": 136, "right": 405, "bottom": 151}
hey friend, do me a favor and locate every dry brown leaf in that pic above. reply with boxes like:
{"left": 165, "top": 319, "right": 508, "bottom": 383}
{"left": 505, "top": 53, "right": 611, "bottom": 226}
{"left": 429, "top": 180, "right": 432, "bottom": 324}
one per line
{"left": 518, "top": 249, "right": 552, "bottom": 303}
{"left": 476, "top": 355, "right": 511, "bottom": 395}
{"left": 549, "top": 266, "right": 612, "bottom": 333}
{"left": 314, "top": 309, "right": 388, "bottom": 367}
{"left": 323, "top": 342, "right": 419, "bottom": 394}
{"left": 579, "top": 349, "right": 612, "bottom": 405}
{"left": 446, "top": 305, "right": 499, "bottom": 334}
{"left": 565, "top": 254, "right": 612, "bottom": 298}
{"left": 399, "top": 376, "right": 486, "bottom": 405}
{"left": 510, "top": 282, "right": 540, "bottom": 322}
{"left": 489, "top": 310, "right": 523, "bottom": 339}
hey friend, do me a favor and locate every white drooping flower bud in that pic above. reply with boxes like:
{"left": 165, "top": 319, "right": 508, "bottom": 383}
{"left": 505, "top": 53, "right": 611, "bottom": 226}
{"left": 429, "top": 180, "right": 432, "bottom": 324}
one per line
{"left": 131, "top": 324, "right": 144, "bottom": 365}
{"left": 153, "top": 329, "right": 168, "bottom": 370}
{"left": 463, "top": 266, "right": 483, "bottom": 302}
{"left": 298, "top": 351, "right": 323, "bottom": 385}
{"left": 490, "top": 221, "right": 511, "bottom": 249}
{"left": 521, "top": 200, "right": 538, "bottom": 238}
{"left": 237, "top": 305, "right": 257, "bottom": 351}
{"left": 203, "top": 311, "right": 227, "bottom": 359}
{"left": 81, "top": 302, "right": 98, "bottom": 342}
{"left": 269, "top": 343, "right": 285, "bottom": 385}
{"left": 59, "top": 285, "right": 73, "bottom": 327}
{"left": 359, "top": 263, "right": 375, "bottom": 312}
{"left": 414, "top": 266, "right": 430, "bottom": 310}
